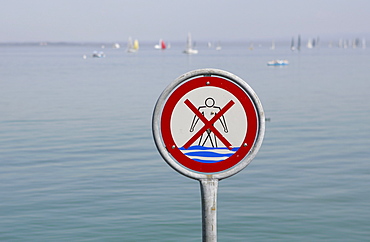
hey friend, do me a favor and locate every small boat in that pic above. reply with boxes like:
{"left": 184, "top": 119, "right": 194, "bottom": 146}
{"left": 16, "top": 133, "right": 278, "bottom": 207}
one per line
{"left": 92, "top": 51, "right": 105, "bottom": 58}
{"left": 154, "top": 39, "right": 166, "bottom": 50}
{"left": 267, "top": 59, "right": 289, "bottom": 66}
{"left": 127, "top": 37, "right": 139, "bottom": 53}
{"left": 183, "top": 33, "right": 198, "bottom": 54}
{"left": 112, "top": 43, "right": 120, "bottom": 49}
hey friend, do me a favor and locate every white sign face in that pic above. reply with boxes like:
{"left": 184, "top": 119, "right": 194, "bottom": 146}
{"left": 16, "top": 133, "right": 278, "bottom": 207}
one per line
{"left": 171, "top": 86, "right": 247, "bottom": 163}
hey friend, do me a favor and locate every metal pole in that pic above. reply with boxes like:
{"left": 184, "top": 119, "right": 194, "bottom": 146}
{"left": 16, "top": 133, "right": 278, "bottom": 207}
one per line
{"left": 200, "top": 178, "right": 218, "bottom": 242}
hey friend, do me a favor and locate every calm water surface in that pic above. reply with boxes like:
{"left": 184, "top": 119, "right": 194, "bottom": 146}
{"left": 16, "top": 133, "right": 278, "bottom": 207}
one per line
{"left": 1, "top": 43, "right": 369, "bottom": 241}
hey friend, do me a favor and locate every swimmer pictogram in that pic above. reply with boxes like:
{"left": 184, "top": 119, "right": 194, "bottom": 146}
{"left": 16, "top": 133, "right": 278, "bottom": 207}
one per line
{"left": 185, "top": 98, "right": 234, "bottom": 149}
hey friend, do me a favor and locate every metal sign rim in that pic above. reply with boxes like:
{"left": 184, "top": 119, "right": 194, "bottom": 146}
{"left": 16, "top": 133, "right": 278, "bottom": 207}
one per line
{"left": 152, "top": 68, "right": 265, "bottom": 180}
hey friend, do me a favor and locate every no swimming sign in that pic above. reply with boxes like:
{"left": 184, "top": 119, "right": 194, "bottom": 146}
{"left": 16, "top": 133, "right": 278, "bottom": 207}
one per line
{"left": 153, "top": 69, "right": 265, "bottom": 180}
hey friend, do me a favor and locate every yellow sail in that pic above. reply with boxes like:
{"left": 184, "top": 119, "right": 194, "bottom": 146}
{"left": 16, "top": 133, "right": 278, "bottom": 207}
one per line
{"left": 133, "top": 39, "right": 139, "bottom": 50}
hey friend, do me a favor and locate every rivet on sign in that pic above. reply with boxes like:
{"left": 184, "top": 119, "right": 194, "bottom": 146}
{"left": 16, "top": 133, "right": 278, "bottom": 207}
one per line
{"left": 172, "top": 145, "right": 176, "bottom": 149}
{"left": 206, "top": 81, "right": 210, "bottom": 85}
{"left": 243, "top": 143, "right": 248, "bottom": 147}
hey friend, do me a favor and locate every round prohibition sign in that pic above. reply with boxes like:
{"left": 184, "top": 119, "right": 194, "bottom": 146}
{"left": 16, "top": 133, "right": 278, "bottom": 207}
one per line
{"left": 152, "top": 69, "right": 265, "bottom": 180}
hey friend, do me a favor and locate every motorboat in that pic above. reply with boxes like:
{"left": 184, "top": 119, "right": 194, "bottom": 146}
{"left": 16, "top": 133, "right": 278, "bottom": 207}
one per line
{"left": 92, "top": 51, "right": 105, "bottom": 58}
{"left": 267, "top": 59, "right": 289, "bottom": 66}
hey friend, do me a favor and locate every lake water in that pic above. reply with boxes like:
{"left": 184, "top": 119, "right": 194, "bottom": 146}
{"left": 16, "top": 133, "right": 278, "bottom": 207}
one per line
{"left": 1, "top": 42, "right": 369, "bottom": 241}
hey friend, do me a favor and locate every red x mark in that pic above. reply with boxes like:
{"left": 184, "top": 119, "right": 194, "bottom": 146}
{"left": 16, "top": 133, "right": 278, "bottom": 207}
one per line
{"left": 183, "top": 99, "right": 235, "bottom": 150}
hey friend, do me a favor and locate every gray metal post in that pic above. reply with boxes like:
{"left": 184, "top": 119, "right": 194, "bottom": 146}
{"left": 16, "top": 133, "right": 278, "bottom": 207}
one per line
{"left": 200, "top": 178, "right": 219, "bottom": 242}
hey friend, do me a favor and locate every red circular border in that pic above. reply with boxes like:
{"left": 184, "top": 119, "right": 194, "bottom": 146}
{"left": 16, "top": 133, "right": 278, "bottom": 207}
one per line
{"left": 161, "top": 76, "right": 258, "bottom": 173}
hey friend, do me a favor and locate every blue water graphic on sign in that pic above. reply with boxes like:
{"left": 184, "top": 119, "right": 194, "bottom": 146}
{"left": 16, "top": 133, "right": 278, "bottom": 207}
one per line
{"left": 179, "top": 145, "right": 239, "bottom": 163}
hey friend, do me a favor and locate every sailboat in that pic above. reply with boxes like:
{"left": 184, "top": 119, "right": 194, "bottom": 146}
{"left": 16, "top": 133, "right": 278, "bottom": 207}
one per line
{"left": 183, "top": 33, "right": 198, "bottom": 54}
{"left": 297, "top": 35, "right": 301, "bottom": 51}
{"left": 290, "top": 37, "right": 295, "bottom": 51}
{"left": 307, "top": 38, "right": 313, "bottom": 49}
{"left": 215, "top": 41, "right": 222, "bottom": 51}
{"left": 127, "top": 37, "right": 139, "bottom": 53}
{"left": 154, "top": 39, "right": 166, "bottom": 50}
{"left": 270, "top": 40, "right": 275, "bottom": 50}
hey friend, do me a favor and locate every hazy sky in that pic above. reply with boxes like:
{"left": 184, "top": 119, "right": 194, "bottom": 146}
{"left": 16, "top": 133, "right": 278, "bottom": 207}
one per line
{"left": 2, "top": 0, "right": 369, "bottom": 42}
